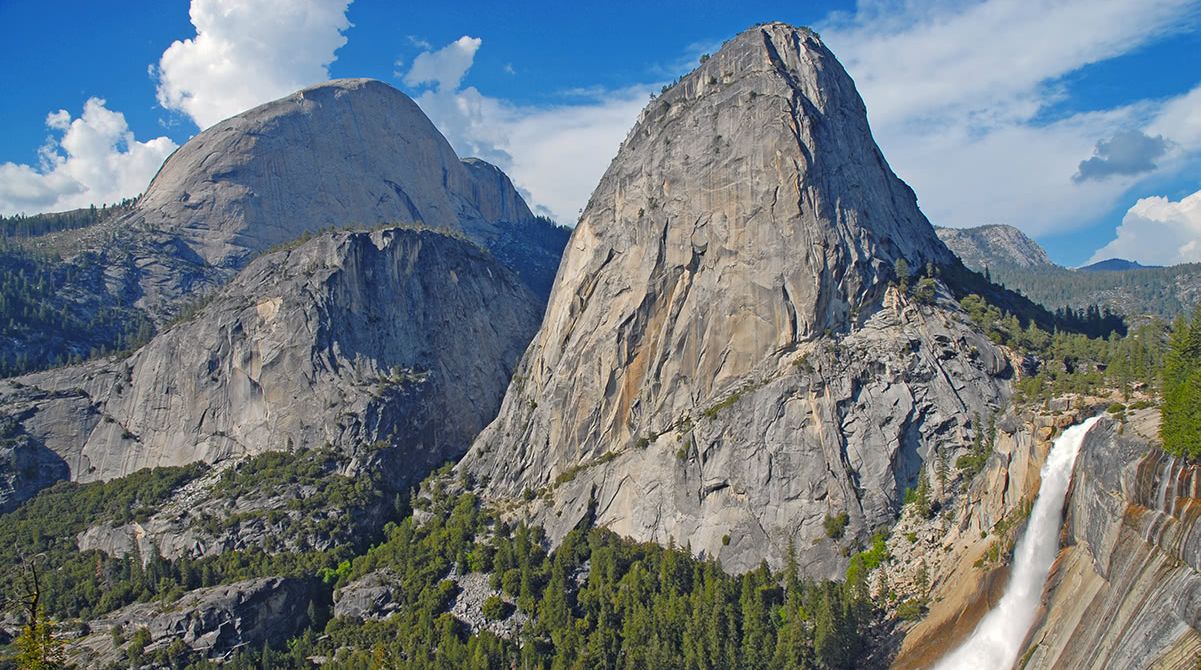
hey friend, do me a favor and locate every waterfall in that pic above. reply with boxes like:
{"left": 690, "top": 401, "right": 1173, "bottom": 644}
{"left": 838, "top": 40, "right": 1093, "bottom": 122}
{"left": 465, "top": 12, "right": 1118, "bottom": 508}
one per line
{"left": 933, "top": 415, "right": 1102, "bottom": 670}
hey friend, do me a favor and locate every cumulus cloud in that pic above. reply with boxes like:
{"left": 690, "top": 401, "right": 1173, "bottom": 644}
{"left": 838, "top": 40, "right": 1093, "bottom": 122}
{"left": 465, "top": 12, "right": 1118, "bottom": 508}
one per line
{"left": 404, "top": 36, "right": 481, "bottom": 90}
{"left": 489, "top": 88, "right": 652, "bottom": 222}
{"left": 403, "top": 37, "right": 654, "bottom": 224}
{"left": 155, "top": 0, "right": 352, "bottom": 130}
{"left": 0, "top": 99, "right": 178, "bottom": 216}
{"left": 1074, "top": 130, "right": 1170, "bottom": 182}
{"left": 1088, "top": 189, "right": 1201, "bottom": 265}
{"left": 818, "top": 0, "right": 1199, "bottom": 236}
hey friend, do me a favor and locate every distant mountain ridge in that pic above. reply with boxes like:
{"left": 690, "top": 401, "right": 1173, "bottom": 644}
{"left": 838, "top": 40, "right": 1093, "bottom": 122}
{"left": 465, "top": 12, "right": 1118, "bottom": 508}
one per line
{"left": 0, "top": 224, "right": 546, "bottom": 513}
{"left": 0, "top": 79, "right": 571, "bottom": 508}
{"left": 935, "top": 224, "right": 1054, "bottom": 270}
{"left": 935, "top": 225, "right": 1200, "bottom": 318}
{"left": 1080, "top": 258, "right": 1160, "bottom": 272}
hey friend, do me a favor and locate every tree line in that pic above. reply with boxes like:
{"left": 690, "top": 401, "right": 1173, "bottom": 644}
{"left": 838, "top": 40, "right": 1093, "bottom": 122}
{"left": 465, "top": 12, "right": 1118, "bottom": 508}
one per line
{"left": 1161, "top": 307, "right": 1201, "bottom": 458}
{"left": 0, "top": 199, "right": 137, "bottom": 240}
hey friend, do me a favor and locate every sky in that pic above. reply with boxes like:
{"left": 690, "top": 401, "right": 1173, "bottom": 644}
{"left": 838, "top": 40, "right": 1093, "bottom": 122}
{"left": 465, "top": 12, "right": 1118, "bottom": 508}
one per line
{"left": 1, "top": 1, "right": 1199, "bottom": 267}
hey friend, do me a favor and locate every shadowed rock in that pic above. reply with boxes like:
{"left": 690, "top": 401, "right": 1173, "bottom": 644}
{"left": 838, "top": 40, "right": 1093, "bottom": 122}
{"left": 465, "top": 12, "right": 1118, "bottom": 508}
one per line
{"left": 70, "top": 577, "right": 316, "bottom": 665}
{"left": 0, "top": 227, "right": 542, "bottom": 495}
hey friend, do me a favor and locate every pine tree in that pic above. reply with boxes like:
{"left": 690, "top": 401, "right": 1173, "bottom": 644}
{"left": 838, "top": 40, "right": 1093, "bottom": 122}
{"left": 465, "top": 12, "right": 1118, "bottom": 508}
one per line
{"left": 14, "top": 607, "right": 67, "bottom": 670}
{"left": 1161, "top": 309, "right": 1201, "bottom": 458}
{"left": 895, "top": 258, "right": 910, "bottom": 294}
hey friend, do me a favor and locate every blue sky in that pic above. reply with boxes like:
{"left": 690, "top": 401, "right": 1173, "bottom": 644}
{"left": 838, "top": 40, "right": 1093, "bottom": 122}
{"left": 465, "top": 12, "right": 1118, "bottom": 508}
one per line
{"left": 1, "top": 1, "right": 1199, "bottom": 267}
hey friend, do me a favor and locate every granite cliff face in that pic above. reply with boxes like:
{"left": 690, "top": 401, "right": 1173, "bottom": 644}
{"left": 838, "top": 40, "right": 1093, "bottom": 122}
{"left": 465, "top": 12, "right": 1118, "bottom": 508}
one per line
{"left": 884, "top": 406, "right": 1201, "bottom": 670}
{"left": 887, "top": 401, "right": 1096, "bottom": 669}
{"left": 0, "top": 226, "right": 541, "bottom": 508}
{"left": 461, "top": 23, "right": 1009, "bottom": 575}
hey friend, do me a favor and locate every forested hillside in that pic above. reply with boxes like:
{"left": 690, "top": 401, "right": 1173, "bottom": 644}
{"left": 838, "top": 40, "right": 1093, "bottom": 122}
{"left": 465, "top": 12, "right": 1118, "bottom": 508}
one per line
{"left": 0, "top": 244, "right": 152, "bottom": 376}
{"left": 1160, "top": 307, "right": 1201, "bottom": 458}
{"left": 0, "top": 199, "right": 136, "bottom": 241}
{"left": 987, "top": 262, "right": 1201, "bottom": 320}
{"left": 935, "top": 224, "right": 1201, "bottom": 318}
{"left": 0, "top": 458, "right": 887, "bottom": 670}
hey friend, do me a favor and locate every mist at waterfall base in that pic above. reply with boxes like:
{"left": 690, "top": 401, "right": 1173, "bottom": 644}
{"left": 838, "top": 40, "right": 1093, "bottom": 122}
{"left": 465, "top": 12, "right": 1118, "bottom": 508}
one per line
{"left": 933, "top": 416, "right": 1102, "bottom": 670}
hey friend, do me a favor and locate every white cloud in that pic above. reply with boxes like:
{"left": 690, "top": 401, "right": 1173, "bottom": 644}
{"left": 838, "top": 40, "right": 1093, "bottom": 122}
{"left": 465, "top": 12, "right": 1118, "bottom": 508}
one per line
{"left": 1149, "top": 82, "right": 1201, "bottom": 151}
{"left": 818, "top": 0, "right": 1201, "bottom": 240}
{"left": 155, "top": 0, "right": 352, "bottom": 130}
{"left": 400, "top": 3, "right": 1201, "bottom": 240}
{"left": 403, "top": 37, "right": 654, "bottom": 224}
{"left": 824, "top": 0, "right": 1193, "bottom": 131}
{"left": 406, "top": 35, "right": 432, "bottom": 50}
{"left": 1089, "top": 188, "right": 1201, "bottom": 265}
{"left": 0, "top": 99, "right": 178, "bottom": 216}
{"left": 404, "top": 36, "right": 481, "bottom": 90}
{"left": 883, "top": 105, "right": 1146, "bottom": 236}
{"left": 489, "top": 88, "right": 652, "bottom": 222}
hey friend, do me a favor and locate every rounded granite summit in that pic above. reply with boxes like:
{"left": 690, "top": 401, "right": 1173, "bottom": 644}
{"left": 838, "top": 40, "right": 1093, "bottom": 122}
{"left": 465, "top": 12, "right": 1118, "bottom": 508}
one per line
{"left": 137, "top": 78, "right": 522, "bottom": 271}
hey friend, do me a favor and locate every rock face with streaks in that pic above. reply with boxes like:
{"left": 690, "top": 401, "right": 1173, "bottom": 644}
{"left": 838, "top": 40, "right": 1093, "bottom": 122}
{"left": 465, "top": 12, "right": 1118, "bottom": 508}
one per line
{"left": 887, "top": 400, "right": 1097, "bottom": 670}
{"left": 0, "top": 427, "right": 69, "bottom": 513}
{"left": 0, "top": 227, "right": 542, "bottom": 495}
{"left": 460, "top": 23, "right": 1011, "bottom": 575}
{"left": 1018, "top": 415, "right": 1201, "bottom": 669}
{"left": 888, "top": 406, "right": 1201, "bottom": 670}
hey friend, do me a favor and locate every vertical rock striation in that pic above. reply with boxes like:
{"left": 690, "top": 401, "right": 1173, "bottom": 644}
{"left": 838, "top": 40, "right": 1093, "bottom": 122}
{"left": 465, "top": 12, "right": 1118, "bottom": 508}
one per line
{"left": 1019, "top": 415, "right": 1201, "bottom": 669}
{"left": 461, "top": 23, "right": 1009, "bottom": 575}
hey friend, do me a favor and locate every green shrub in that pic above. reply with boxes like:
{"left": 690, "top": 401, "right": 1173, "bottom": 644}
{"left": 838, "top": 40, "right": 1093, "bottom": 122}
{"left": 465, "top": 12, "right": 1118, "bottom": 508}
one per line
{"left": 895, "top": 597, "right": 927, "bottom": 621}
{"left": 859, "top": 533, "right": 889, "bottom": 570}
{"left": 482, "top": 595, "right": 510, "bottom": 621}
{"left": 903, "top": 471, "right": 932, "bottom": 519}
{"left": 823, "top": 512, "right": 849, "bottom": 540}
{"left": 500, "top": 569, "right": 521, "bottom": 598}
{"left": 912, "top": 277, "right": 937, "bottom": 305}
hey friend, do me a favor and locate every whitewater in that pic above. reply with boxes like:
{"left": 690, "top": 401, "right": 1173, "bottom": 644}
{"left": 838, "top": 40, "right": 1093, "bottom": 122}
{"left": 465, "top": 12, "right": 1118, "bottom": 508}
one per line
{"left": 933, "top": 415, "right": 1102, "bottom": 670}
